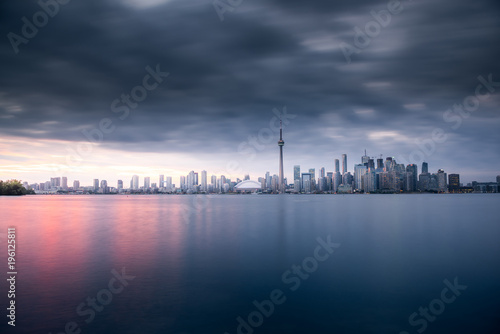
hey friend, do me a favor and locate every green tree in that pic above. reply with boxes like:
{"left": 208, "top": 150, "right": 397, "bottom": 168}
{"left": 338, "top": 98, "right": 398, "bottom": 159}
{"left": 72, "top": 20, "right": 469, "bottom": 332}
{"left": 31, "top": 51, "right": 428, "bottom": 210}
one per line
{"left": 0, "top": 179, "right": 34, "bottom": 195}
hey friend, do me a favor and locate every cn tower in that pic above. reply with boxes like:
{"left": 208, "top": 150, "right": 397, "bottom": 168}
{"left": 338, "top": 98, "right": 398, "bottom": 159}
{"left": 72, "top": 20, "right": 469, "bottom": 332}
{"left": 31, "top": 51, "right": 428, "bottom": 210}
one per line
{"left": 278, "top": 115, "right": 285, "bottom": 194}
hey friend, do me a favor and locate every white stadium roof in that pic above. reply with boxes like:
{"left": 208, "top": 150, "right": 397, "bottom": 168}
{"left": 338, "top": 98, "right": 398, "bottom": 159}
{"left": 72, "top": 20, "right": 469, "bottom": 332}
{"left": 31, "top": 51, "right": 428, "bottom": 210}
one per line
{"left": 234, "top": 180, "right": 262, "bottom": 191}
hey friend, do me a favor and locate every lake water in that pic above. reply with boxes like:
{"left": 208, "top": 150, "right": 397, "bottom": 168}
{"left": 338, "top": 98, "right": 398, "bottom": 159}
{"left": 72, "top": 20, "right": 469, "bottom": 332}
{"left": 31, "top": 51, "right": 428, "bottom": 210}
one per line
{"left": 1, "top": 194, "right": 499, "bottom": 334}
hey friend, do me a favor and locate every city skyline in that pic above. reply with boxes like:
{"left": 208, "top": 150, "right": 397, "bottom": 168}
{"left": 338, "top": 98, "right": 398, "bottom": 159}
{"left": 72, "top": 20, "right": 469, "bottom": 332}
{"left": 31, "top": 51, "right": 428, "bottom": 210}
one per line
{"left": 1, "top": 0, "right": 499, "bottom": 186}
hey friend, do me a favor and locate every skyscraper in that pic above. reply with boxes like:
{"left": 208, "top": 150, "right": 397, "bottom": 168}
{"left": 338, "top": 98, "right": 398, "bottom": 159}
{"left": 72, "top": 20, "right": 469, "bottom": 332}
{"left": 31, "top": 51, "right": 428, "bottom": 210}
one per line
{"left": 294, "top": 165, "right": 300, "bottom": 182}
{"left": 132, "top": 175, "right": 139, "bottom": 190}
{"left": 342, "top": 154, "right": 347, "bottom": 175}
{"left": 201, "top": 170, "right": 208, "bottom": 192}
{"left": 320, "top": 167, "right": 325, "bottom": 178}
{"left": 144, "top": 177, "right": 151, "bottom": 189}
{"left": 159, "top": 175, "right": 164, "bottom": 188}
{"left": 361, "top": 150, "right": 370, "bottom": 165}
{"left": 73, "top": 180, "right": 80, "bottom": 190}
{"left": 448, "top": 174, "right": 460, "bottom": 192}
{"left": 335, "top": 159, "right": 340, "bottom": 173}
{"left": 62, "top": 177, "right": 68, "bottom": 190}
{"left": 278, "top": 116, "right": 285, "bottom": 193}
{"left": 354, "top": 164, "right": 367, "bottom": 191}
{"left": 422, "top": 162, "right": 428, "bottom": 174}
{"left": 93, "top": 179, "right": 99, "bottom": 192}
{"left": 406, "top": 164, "right": 418, "bottom": 192}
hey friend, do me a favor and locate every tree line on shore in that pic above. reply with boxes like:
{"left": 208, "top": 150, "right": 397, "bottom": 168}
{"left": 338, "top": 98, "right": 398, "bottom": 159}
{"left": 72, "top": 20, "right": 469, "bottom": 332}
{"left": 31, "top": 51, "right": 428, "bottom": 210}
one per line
{"left": 0, "top": 180, "right": 35, "bottom": 195}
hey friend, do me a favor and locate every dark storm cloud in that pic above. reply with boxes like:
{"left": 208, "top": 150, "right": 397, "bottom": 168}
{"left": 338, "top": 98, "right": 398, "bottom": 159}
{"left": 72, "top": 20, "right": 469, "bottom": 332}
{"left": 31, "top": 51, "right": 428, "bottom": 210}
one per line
{"left": 0, "top": 0, "right": 499, "bottom": 178}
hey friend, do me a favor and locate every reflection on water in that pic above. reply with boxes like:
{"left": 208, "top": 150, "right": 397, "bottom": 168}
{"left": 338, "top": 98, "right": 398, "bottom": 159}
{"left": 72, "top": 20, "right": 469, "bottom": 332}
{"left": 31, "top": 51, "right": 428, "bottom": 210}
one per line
{"left": 0, "top": 194, "right": 499, "bottom": 333}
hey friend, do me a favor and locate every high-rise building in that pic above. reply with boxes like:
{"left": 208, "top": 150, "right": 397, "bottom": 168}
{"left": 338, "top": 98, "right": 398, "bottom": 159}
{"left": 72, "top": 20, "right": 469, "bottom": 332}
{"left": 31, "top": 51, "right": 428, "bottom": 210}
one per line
{"left": 294, "top": 165, "right": 300, "bottom": 182}
{"left": 301, "top": 173, "right": 312, "bottom": 193}
{"left": 320, "top": 167, "right": 325, "bottom": 178}
{"left": 367, "top": 159, "right": 375, "bottom": 170}
{"left": 436, "top": 169, "right": 447, "bottom": 192}
{"left": 405, "top": 164, "right": 418, "bottom": 192}
{"left": 342, "top": 154, "right": 347, "bottom": 175}
{"left": 362, "top": 171, "right": 376, "bottom": 193}
{"left": 166, "top": 176, "right": 173, "bottom": 190}
{"left": 422, "top": 162, "right": 428, "bottom": 174}
{"left": 385, "top": 157, "right": 393, "bottom": 171}
{"left": 354, "top": 164, "right": 367, "bottom": 191}
{"left": 448, "top": 174, "right": 460, "bottom": 192}
{"left": 61, "top": 177, "right": 68, "bottom": 190}
{"left": 100, "top": 180, "right": 108, "bottom": 194}
{"left": 376, "top": 158, "right": 384, "bottom": 170}
{"left": 211, "top": 175, "right": 216, "bottom": 189}
{"left": 334, "top": 159, "right": 340, "bottom": 173}
{"left": 117, "top": 180, "right": 123, "bottom": 190}
{"left": 132, "top": 175, "right": 139, "bottom": 190}
{"left": 361, "top": 150, "right": 370, "bottom": 165}
{"left": 159, "top": 175, "right": 164, "bottom": 188}
{"left": 278, "top": 116, "right": 285, "bottom": 193}
{"left": 93, "top": 179, "right": 99, "bottom": 191}
{"left": 144, "top": 177, "right": 150, "bottom": 190}
{"left": 51, "top": 177, "right": 61, "bottom": 189}
{"left": 180, "top": 176, "right": 186, "bottom": 190}
{"left": 326, "top": 172, "right": 333, "bottom": 191}
{"left": 333, "top": 172, "right": 342, "bottom": 192}
{"left": 201, "top": 171, "right": 208, "bottom": 192}
{"left": 73, "top": 180, "right": 80, "bottom": 190}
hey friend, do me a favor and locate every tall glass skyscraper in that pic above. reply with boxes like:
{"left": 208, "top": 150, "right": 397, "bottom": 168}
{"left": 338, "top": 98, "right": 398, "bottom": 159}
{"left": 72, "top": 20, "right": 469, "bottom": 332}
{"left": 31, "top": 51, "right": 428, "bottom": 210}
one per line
{"left": 342, "top": 154, "right": 347, "bottom": 175}
{"left": 294, "top": 165, "right": 300, "bottom": 182}
{"left": 422, "top": 162, "right": 429, "bottom": 174}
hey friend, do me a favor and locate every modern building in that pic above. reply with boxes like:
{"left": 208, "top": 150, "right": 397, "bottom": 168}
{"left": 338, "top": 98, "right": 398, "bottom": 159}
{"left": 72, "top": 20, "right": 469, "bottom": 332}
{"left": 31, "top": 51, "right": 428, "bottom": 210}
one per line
{"left": 234, "top": 180, "right": 262, "bottom": 192}
{"left": 362, "top": 150, "right": 370, "bottom": 165}
{"left": 301, "top": 173, "right": 312, "bottom": 193}
{"left": 405, "top": 164, "right": 418, "bottom": 192}
{"left": 201, "top": 170, "right": 208, "bottom": 192}
{"left": 422, "top": 162, "right": 429, "bottom": 174}
{"left": 159, "top": 175, "right": 164, "bottom": 188}
{"left": 342, "top": 154, "right": 347, "bottom": 175}
{"left": 334, "top": 159, "right": 340, "bottom": 173}
{"left": 436, "top": 169, "right": 447, "bottom": 192}
{"left": 93, "top": 179, "right": 99, "bottom": 192}
{"left": 294, "top": 165, "right": 300, "bottom": 182}
{"left": 448, "top": 174, "right": 460, "bottom": 192}
{"left": 73, "top": 180, "right": 80, "bottom": 190}
{"left": 132, "top": 175, "right": 139, "bottom": 190}
{"left": 354, "top": 164, "right": 367, "bottom": 191}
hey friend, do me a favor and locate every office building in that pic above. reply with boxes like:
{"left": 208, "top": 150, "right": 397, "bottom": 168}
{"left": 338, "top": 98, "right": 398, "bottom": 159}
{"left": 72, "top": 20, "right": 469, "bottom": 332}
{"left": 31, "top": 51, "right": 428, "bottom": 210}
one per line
{"left": 342, "top": 154, "right": 347, "bottom": 175}
{"left": 448, "top": 174, "right": 460, "bottom": 192}
{"left": 294, "top": 165, "right": 300, "bottom": 182}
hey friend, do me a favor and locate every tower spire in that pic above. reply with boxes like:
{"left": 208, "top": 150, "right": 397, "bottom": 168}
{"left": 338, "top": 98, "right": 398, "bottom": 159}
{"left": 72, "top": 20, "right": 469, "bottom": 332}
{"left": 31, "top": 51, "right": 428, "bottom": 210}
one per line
{"left": 278, "top": 113, "right": 285, "bottom": 194}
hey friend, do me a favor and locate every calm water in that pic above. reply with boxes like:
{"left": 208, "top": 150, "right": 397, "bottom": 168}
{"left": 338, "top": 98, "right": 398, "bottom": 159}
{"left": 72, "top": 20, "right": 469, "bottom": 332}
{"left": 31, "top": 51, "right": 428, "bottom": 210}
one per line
{"left": 1, "top": 194, "right": 500, "bottom": 334}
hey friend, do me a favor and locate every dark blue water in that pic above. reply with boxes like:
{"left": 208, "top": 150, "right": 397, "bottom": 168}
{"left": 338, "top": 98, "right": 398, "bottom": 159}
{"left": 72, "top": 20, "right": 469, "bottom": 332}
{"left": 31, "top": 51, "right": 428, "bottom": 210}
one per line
{"left": 1, "top": 194, "right": 499, "bottom": 334}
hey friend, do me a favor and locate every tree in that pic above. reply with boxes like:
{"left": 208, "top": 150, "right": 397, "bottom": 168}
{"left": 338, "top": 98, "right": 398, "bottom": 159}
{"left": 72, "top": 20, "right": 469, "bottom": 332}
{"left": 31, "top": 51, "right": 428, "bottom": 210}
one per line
{"left": 0, "top": 179, "right": 35, "bottom": 195}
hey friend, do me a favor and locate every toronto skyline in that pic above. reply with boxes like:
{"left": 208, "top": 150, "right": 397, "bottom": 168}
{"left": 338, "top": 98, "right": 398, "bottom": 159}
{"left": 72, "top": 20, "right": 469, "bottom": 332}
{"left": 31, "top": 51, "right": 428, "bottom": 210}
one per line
{"left": 1, "top": 0, "right": 499, "bottom": 185}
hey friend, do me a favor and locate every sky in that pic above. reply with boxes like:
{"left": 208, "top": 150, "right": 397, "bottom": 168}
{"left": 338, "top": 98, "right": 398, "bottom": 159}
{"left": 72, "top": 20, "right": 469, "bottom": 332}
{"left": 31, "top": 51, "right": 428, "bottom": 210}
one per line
{"left": 1, "top": 0, "right": 499, "bottom": 186}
